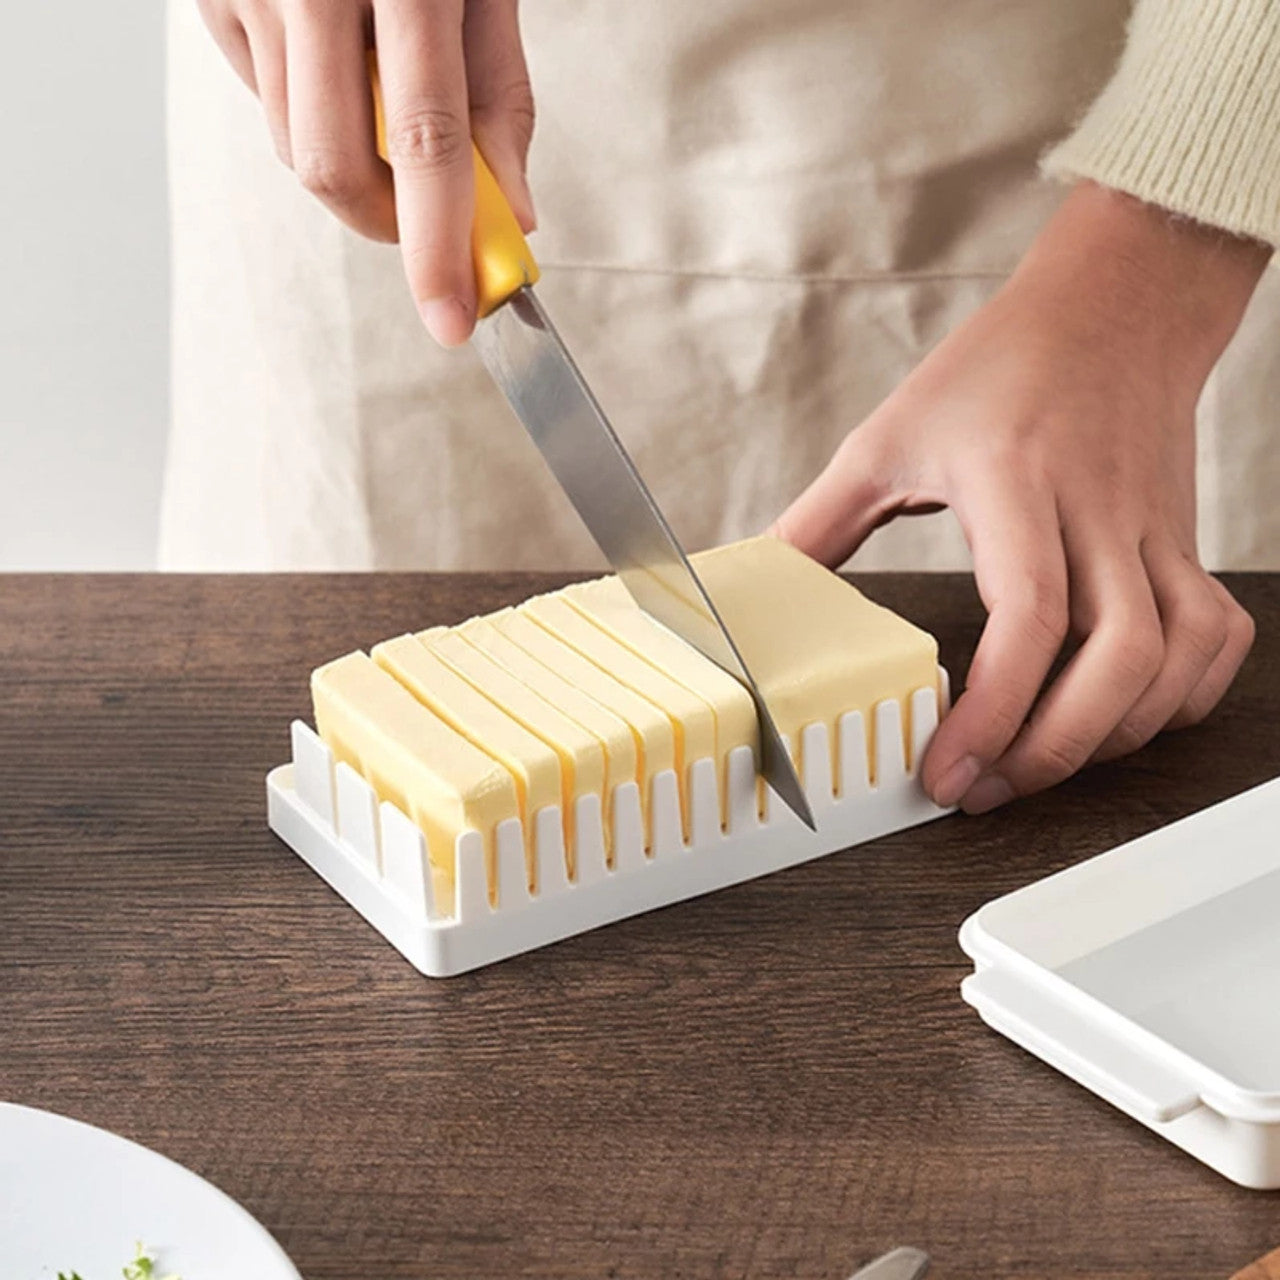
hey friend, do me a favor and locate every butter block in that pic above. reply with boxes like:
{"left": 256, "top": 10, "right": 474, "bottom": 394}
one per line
{"left": 372, "top": 634, "right": 562, "bottom": 886}
{"left": 690, "top": 535, "right": 938, "bottom": 781}
{"left": 421, "top": 627, "right": 606, "bottom": 874}
{"left": 310, "top": 650, "right": 518, "bottom": 904}
{"left": 491, "top": 607, "right": 675, "bottom": 823}
{"left": 310, "top": 537, "right": 939, "bottom": 907}
{"left": 519, "top": 593, "right": 717, "bottom": 825}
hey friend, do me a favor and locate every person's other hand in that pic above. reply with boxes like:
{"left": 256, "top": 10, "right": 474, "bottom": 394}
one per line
{"left": 772, "top": 181, "right": 1270, "bottom": 814}
{"left": 198, "top": 0, "right": 536, "bottom": 346}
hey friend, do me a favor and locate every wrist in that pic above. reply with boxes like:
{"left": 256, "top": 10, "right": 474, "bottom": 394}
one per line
{"left": 1012, "top": 180, "right": 1270, "bottom": 384}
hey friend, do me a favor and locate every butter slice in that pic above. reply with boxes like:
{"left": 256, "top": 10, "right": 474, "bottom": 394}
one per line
{"left": 519, "top": 593, "right": 717, "bottom": 823}
{"left": 562, "top": 575, "right": 759, "bottom": 801}
{"left": 372, "top": 634, "right": 562, "bottom": 886}
{"left": 690, "top": 536, "right": 938, "bottom": 781}
{"left": 311, "top": 651, "right": 518, "bottom": 905}
{"left": 459, "top": 613, "right": 639, "bottom": 803}
{"left": 491, "top": 607, "right": 674, "bottom": 822}
{"left": 421, "top": 627, "right": 606, "bottom": 874}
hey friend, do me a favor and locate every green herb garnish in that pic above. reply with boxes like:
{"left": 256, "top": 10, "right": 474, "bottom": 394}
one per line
{"left": 122, "top": 1242, "right": 178, "bottom": 1280}
{"left": 57, "top": 1242, "right": 178, "bottom": 1280}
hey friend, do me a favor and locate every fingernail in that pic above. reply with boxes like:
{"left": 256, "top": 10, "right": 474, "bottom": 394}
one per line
{"left": 419, "top": 296, "right": 474, "bottom": 347}
{"left": 932, "top": 754, "right": 981, "bottom": 808}
{"left": 962, "top": 773, "right": 1015, "bottom": 815}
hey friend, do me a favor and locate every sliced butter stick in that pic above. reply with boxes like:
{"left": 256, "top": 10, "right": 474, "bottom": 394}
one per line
{"left": 491, "top": 607, "right": 674, "bottom": 836}
{"left": 562, "top": 575, "right": 759, "bottom": 807}
{"left": 372, "top": 634, "right": 561, "bottom": 890}
{"left": 691, "top": 536, "right": 939, "bottom": 783}
{"left": 421, "top": 627, "right": 606, "bottom": 877}
{"left": 519, "top": 593, "right": 717, "bottom": 828}
{"left": 311, "top": 650, "right": 518, "bottom": 906}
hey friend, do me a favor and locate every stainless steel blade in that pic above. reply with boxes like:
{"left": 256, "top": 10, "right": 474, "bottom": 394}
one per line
{"left": 472, "top": 286, "right": 815, "bottom": 830}
{"left": 847, "top": 1247, "right": 931, "bottom": 1280}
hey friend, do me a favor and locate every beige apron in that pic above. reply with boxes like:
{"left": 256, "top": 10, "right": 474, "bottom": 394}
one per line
{"left": 162, "top": 0, "right": 1280, "bottom": 572}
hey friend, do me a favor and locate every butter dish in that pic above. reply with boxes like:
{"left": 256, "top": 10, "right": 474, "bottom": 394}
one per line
{"left": 960, "top": 776, "right": 1280, "bottom": 1189}
{"left": 266, "top": 672, "right": 951, "bottom": 977}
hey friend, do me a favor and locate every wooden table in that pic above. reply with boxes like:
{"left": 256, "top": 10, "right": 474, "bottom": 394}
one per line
{"left": 3, "top": 573, "right": 1279, "bottom": 1279}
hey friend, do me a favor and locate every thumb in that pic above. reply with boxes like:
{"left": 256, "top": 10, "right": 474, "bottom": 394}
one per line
{"left": 768, "top": 423, "right": 899, "bottom": 568}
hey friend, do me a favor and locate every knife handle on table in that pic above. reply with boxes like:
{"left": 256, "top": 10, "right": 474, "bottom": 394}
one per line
{"left": 368, "top": 53, "right": 540, "bottom": 318}
{"left": 1232, "top": 1248, "right": 1280, "bottom": 1279}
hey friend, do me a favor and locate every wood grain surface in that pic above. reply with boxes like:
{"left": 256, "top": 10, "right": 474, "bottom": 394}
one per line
{"left": 2, "top": 572, "right": 1278, "bottom": 1280}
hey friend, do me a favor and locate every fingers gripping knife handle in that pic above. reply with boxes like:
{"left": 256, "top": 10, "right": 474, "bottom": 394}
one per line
{"left": 368, "top": 53, "right": 539, "bottom": 318}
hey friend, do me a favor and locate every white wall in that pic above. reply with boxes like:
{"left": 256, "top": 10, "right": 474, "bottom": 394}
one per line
{"left": 0, "top": 0, "right": 168, "bottom": 570}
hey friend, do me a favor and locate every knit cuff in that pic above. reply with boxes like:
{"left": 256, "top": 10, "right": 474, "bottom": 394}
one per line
{"left": 1043, "top": 0, "right": 1280, "bottom": 248}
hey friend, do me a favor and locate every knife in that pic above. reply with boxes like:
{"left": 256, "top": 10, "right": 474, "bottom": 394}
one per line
{"left": 847, "top": 1246, "right": 930, "bottom": 1280}
{"left": 369, "top": 73, "right": 814, "bottom": 829}
{"left": 464, "top": 165, "right": 814, "bottom": 831}
{"left": 1232, "top": 1247, "right": 1280, "bottom": 1278}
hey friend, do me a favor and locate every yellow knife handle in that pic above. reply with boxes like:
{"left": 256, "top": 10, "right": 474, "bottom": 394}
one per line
{"left": 467, "top": 147, "right": 542, "bottom": 317}
{"left": 369, "top": 54, "right": 539, "bottom": 318}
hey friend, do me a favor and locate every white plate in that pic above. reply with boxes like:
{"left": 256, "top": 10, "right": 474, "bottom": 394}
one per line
{"left": 0, "top": 1102, "right": 301, "bottom": 1279}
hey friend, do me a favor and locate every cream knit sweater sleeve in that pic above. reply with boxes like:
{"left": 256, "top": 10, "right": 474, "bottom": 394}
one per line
{"left": 1043, "top": 0, "right": 1280, "bottom": 248}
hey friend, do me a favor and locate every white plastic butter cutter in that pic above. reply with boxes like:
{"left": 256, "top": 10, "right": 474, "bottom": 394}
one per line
{"left": 961, "top": 775, "right": 1280, "bottom": 1189}
{"left": 267, "top": 674, "right": 952, "bottom": 977}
